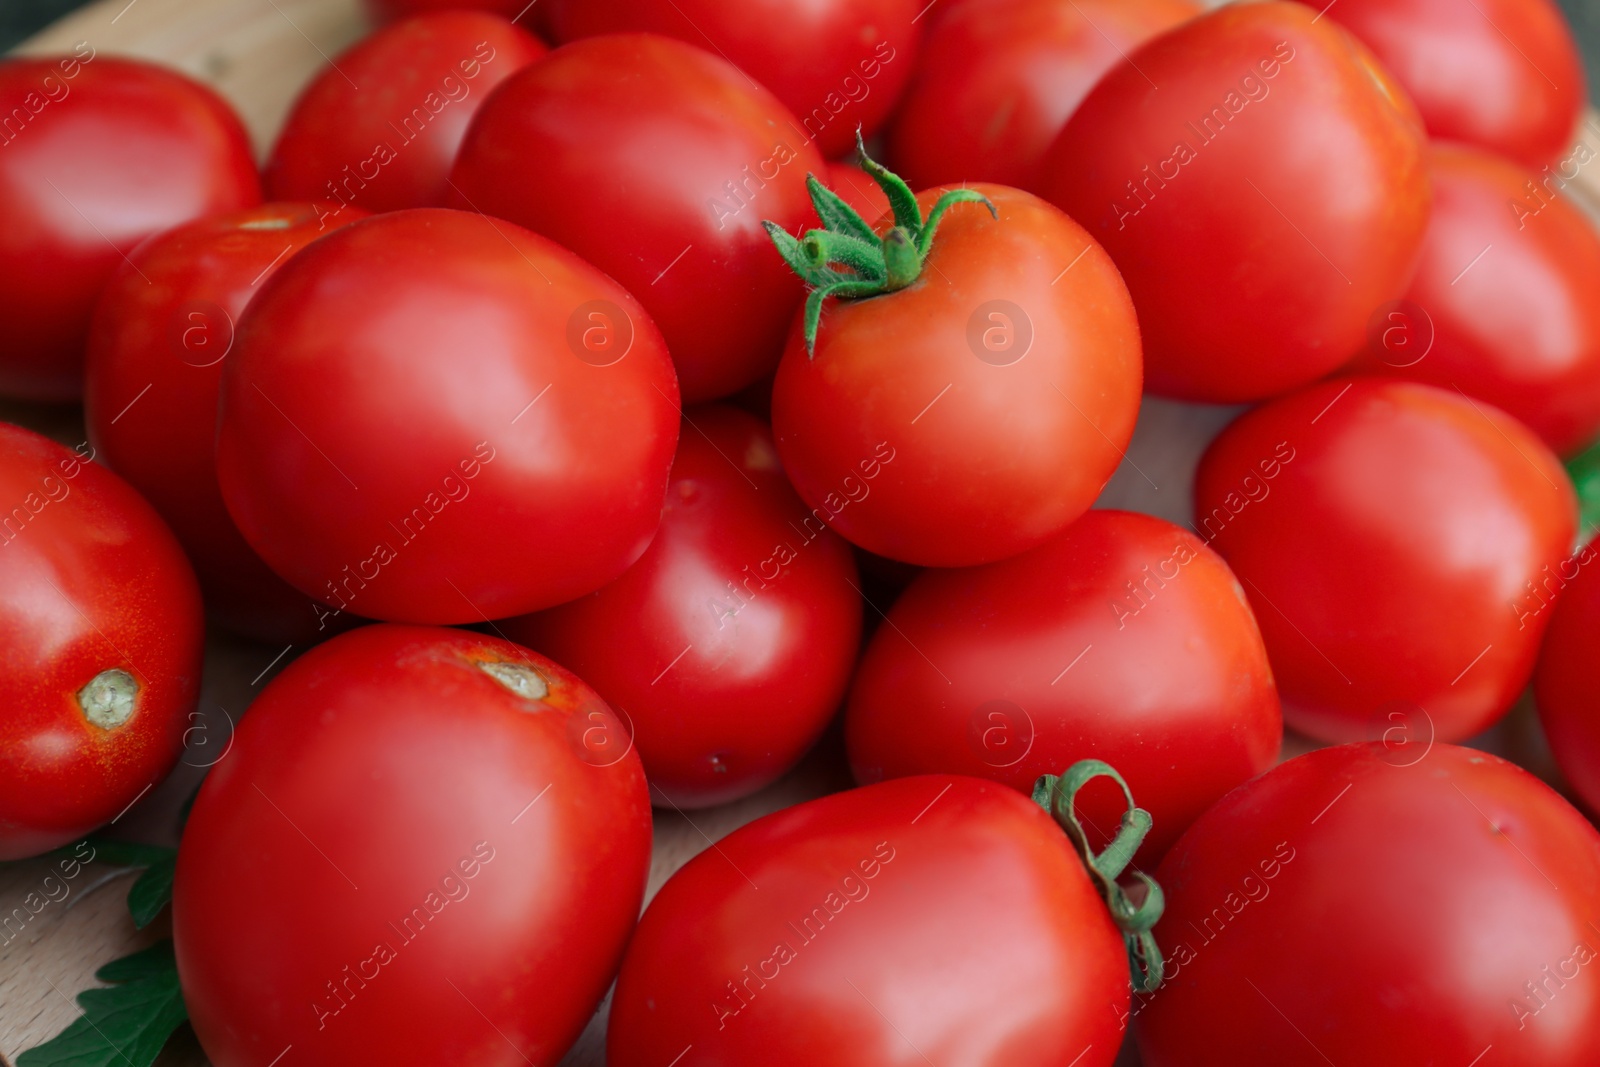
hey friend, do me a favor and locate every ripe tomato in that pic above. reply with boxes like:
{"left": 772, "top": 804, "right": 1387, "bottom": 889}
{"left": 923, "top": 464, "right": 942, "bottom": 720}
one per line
{"left": 1535, "top": 535, "right": 1600, "bottom": 814}
{"left": 0, "top": 52, "right": 260, "bottom": 401}
{"left": 544, "top": 0, "right": 920, "bottom": 159}
{"left": 824, "top": 161, "right": 890, "bottom": 223}
{"left": 1348, "top": 143, "right": 1600, "bottom": 458}
{"left": 1037, "top": 1, "right": 1430, "bottom": 403}
{"left": 0, "top": 424, "right": 203, "bottom": 860}
{"left": 1136, "top": 743, "right": 1600, "bottom": 1065}
{"left": 885, "top": 0, "right": 1199, "bottom": 191}
{"left": 1326, "top": 0, "right": 1585, "bottom": 169}
{"left": 771, "top": 182, "right": 1141, "bottom": 566}
{"left": 174, "top": 624, "right": 651, "bottom": 1067}
{"left": 215, "top": 208, "right": 680, "bottom": 625}
{"left": 1195, "top": 378, "right": 1576, "bottom": 743}
{"left": 608, "top": 775, "right": 1132, "bottom": 1067}
{"left": 846, "top": 509, "right": 1280, "bottom": 861}
{"left": 449, "top": 33, "right": 825, "bottom": 402}
{"left": 85, "top": 202, "right": 368, "bottom": 643}
{"left": 266, "top": 12, "right": 545, "bottom": 214}
{"left": 502, "top": 405, "right": 862, "bottom": 809}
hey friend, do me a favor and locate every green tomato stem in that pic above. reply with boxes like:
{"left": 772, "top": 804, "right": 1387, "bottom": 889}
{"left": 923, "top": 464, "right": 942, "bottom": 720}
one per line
{"left": 1033, "top": 760, "right": 1167, "bottom": 994}
{"left": 763, "top": 129, "right": 997, "bottom": 357}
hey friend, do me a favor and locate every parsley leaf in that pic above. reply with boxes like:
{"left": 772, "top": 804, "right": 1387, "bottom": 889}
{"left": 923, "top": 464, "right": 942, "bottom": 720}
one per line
{"left": 125, "top": 852, "right": 177, "bottom": 930}
{"left": 16, "top": 940, "right": 187, "bottom": 1067}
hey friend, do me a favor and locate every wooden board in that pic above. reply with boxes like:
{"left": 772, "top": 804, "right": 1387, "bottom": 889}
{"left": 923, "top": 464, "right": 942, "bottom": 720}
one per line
{"left": 3, "top": 1, "right": 1600, "bottom": 1064}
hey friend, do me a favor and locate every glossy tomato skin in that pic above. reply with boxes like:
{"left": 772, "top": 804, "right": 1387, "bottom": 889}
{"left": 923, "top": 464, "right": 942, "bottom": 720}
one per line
{"left": 1349, "top": 143, "right": 1600, "bottom": 457}
{"left": 545, "top": 0, "right": 919, "bottom": 159}
{"left": 1327, "top": 0, "right": 1584, "bottom": 169}
{"left": 0, "top": 53, "right": 261, "bottom": 401}
{"left": 216, "top": 208, "right": 680, "bottom": 625}
{"left": 501, "top": 406, "right": 862, "bottom": 809}
{"left": 846, "top": 510, "right": 1280, "bottom": 861}
{"left": 175, "top": 624, "right": 651, "bottom": 1067}
{"left": 1038, "top": 2, "right": 1430, "bottom": 403}
{"left": 0, "top": 424, "right": 203, "bottom": 860}
{"left": 85, "top": 202, "right": 368, "bottom": 643}
{"left": 608, "top": 775, "right": 1130, "bottom": 1067}
{"left": 886, "top": 0, "right": 1199, "bottom": 191}
{"left": 1195, "top": 378, "right": 1576, "bottom": 743}
{"left": 1137, "top": 743, "right": 1600, "bottom": 1065}
{"left": 449, "top": 33, "right": 825, "bottom": 402}
{"left": 267, "top": 13, "right": 545, "bottom": 213}
{"left": 771, "top": 184, "right": 1141, "bottom": 567}
{"left": 1535, "top": 536, "right": 1600, "bottom": 814}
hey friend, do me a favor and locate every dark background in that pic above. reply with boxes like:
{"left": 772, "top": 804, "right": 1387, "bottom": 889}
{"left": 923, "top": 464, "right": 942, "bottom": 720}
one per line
{"left": 2, "top": 0, "right": 1599, "bottom": 93}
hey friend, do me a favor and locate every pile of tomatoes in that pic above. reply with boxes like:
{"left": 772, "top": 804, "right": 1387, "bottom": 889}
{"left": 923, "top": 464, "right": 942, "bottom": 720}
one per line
{"left": 5, "top": 0, "right": 1600, "bottom": 1063}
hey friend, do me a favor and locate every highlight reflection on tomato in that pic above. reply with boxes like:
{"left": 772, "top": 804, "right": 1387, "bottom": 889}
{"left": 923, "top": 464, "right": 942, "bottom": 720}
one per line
{"left": 0, "top": 53, "right": 260, "bottom": 400}
{"left": 216, "top": 208, "right": 680, "bottom": 624}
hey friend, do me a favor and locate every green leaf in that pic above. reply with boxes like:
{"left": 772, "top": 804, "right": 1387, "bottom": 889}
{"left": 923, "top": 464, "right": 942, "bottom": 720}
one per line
{"left": 18, "top": 940, "right": 187, "bottom": 1067}
{"left": 52, "top": 838, "right": 180, "bottom": 928}
{"left": 1569, "top": 438, "right": 1600, "bottom": 542}
{"left": 126, "top": 853, "right": 177, "bottom": 930}
{"left": 51, "top": 839, "right": 172, "bottom": 869}
{"left": 96, "top": 941, "right": 178, "bottom": 984}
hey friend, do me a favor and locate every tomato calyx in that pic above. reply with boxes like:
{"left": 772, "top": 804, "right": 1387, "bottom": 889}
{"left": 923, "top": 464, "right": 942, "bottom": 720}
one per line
{"left": 763, "top": 131, "right": 996, "bottom": 357}
{"left": 1033, "top": 760, "right": 1166, "bottom": 993}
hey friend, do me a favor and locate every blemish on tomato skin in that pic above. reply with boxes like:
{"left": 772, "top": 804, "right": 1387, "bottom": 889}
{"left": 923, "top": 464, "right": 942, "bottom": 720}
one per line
{"left": 477, "top": 660, "right": 549, "bottom": 702}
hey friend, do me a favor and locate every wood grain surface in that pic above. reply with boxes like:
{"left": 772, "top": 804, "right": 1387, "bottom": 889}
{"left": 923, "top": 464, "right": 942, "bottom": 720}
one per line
{"left": 3, "top": 1, "right": 1600, "bottom": 1064}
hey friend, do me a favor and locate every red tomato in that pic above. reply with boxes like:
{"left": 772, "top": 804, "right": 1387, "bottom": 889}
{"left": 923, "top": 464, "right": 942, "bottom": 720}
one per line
{"left": 502, "top": 405, "right": 862, "bottom": 808}
{"left": 1349, "top": 143, "right": 1600, "bottom": 457}
{"left": 85, "top": 202, "right": 368, "bottom": 643}
{"left": 1137, "top": 743, "right": 1600, "bottom": 1065}
{"left": 608, "top": 775, "right": 1132, "bottom": 1067}
{"left": 771, "top": 184, "right": 1141, "bottom": 566}
{"left": 823, "top": 161, "right": 890, "bottom": 223}
{"left": 1326, "top": 0, "right": 1585, "bottom": 169}
{"left": 449, "top": 33, "right": 825, "bottom": 402}
{"left": 1195, "top": 378, "right": 1576, "bottom": 743}
{"left": 174, "top": 624, "right": 650, "bottom": 1067}
{"left": 885, "top": 0, "right": 1200, "bottom": 190}
{"left": 266, "top": 12, "right": 545, "bottom": 214}
{"left": 846, "top": 509, "right": 1281, "bottom": 860}
{"left": 1037, "top": 2, "right": 1430, "bottom": 403}
{"left": 215, "top": 208, "right": 680, "bottom": 624}
{"left": 545, "top": 0, "right": 920, "bottom": 159}
{"left": 0, "top": 424, "right": 203, "bottom": 860}
{"left": 0, "top": 53, "right": 260, "bottom": 401}
{"left": 1535, "top": 535, "right": 1600, "bottom": 814}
